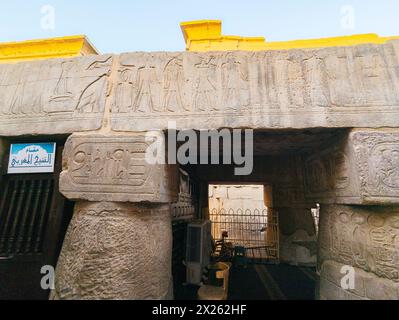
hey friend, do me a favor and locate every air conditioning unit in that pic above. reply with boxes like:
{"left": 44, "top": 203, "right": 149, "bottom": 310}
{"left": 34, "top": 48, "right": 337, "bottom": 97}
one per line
{"left": 186, "top": 220, "right": 212, "bottom": 285}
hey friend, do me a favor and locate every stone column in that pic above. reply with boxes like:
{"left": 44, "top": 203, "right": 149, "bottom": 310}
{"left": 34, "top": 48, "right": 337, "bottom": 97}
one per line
{"left": 304, "top": 129, "right": 399, "bottom": 300}
{"left": 273, "top": 156, "right": 318, "bottom": 266}
{"left": 53, "top": 133, "right": 179, "bottom": 300}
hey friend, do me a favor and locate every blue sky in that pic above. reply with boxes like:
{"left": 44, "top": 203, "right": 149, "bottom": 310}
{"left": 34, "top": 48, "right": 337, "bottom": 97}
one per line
{"left": 0, "top": 0, "right": 398, "bottom": 53}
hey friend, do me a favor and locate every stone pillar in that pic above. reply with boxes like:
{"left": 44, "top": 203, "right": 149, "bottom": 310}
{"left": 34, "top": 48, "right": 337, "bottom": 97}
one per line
{"left": 273, "top": 156, "right": 318, "bottom": 266}
{"left": 304, "top": 129, "right": 399, "bottom": 300}
{"left": 54, "top": 133, "right": 179, "bottom": 300}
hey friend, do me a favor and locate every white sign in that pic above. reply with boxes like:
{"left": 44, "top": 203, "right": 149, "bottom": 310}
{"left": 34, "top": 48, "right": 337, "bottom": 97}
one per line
{"left": 8, "top": 143, "right": 56, "bottom": 174}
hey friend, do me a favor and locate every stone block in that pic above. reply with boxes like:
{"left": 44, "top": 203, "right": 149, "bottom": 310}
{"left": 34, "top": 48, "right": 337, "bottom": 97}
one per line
{"left": 1, "top": 41, "right": 399, "bottom": 135}
{"left": 59, "top": 133, "right": 179, "bottom": 203}
{"left": 304, "top": 129, "right": 399, "bottom": 205}
{"left": 0, "top": 55, "right": 113, "bottom": 136}
{"left": 111, "top": 42, "right": 399, "bottom": 131}
{"left": 318, "top": 205, "right": 399, "bottom": 283}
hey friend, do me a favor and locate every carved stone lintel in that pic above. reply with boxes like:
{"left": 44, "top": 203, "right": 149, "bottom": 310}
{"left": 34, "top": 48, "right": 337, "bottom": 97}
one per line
{"left": 1, "top": 42, "right": 399, "bottom": 135}
{"left": 111, "top": 42, "right": 399, "bottom": 131}
{"left": 52, "top": 202, "right": 173, "bottom": 300}
{"left": 304, "top": 129, "right": 399, "bottom": 205}
{"left": 0, "top": 55, "right": 113, "bottom": 136}
{"left": 59, "top": 133, "right": 179, "bottom": 204}
{"left": 318, "top": 204, "right": 399, "bottom": 284}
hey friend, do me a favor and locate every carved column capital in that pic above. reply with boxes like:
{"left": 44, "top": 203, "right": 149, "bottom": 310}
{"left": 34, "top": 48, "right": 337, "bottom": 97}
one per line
{"left": 59, "top": 133, "right": 179, "bottom": 203}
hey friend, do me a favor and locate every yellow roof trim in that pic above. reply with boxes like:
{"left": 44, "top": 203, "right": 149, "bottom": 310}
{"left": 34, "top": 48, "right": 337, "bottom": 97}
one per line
{"left": 0, "top": 35, "right": 99, "bottom": 64}
{"left": 181, "top": 20, "right": 399, "bottom": 52}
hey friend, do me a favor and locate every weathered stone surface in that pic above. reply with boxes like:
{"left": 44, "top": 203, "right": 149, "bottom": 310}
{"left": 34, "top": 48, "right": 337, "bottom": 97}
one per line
{"left": 318, "top": 205, "right": 399, "bottom": 283}
{"left": 111, "top": 41, "right": 399, "bottom": 131}
{"left": 0, "top": 55, "right": 112, "bottom": 136}
{"left": 280, "top": 229, "right": 317, "bottom": 266}
{"left": 304, "top": 129, "right": 399, "bottom": 205}
{"left": 59, "top": 133, "right": 179, "bottom": 203}
{"left": 52, "top": 202, "right": 173, "bottom": 300}
{"left": 278, "top": 207, "right": 316, "bottom": 237}
{"left": 352, "top": 130, "right": 399, "bottom": 204}
{"left": 0, "top": 41, "right": 398, "bottom": 135}
{"left": 278, "top": 206, "right": 317, "bottom": 266}
{"left": 319, "top": 260, "right": 399, "bottom": 300}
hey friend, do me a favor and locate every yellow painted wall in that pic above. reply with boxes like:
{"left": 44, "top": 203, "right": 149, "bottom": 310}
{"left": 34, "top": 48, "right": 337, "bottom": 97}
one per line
{"left": 0, "top": 35, "right": 98, "bottom": 64}
{"left": 181, "top": 20, "right": 399, "bottom": 52}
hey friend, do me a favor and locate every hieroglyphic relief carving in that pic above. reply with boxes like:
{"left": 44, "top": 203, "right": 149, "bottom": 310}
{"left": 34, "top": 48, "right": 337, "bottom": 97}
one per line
{"left": 0, "top": 42, "right": 398, "bottom": 135}
{"left": 59, "top": 134, "right": 179, "bottom": 203}
{"left": 0, "top": 55, "right": 112, "bottom": 135}
{"left": 323, "top": 44, "right": 399, "bottom": 107}
{"left": 352, "top": 45, "right": 396, "bottom": 106}
{"left": 351, "top": 130, "right": 399, "bottom": 202}
{"left": 304, "top": 129, "right": 399, "bottom": 205}
{"left": 111, "top": 41, "right": 399, "bottom": 131}
{"left": 259, "top": 50, "right": 313, "bottom": 110}
{"left": 304, "top": 148, "right": 350, "bottom": 195}
{"left": 319, "top": 260, "right": 399, "bottom": 300}
{"left": 319, "top": 205, "right": 399, "bottom": 283}
{"left": 323, "top": 47, "right": 358, "bottom": 106}
{"left": 302, "top": 52, "right": 332, "bottom": 108}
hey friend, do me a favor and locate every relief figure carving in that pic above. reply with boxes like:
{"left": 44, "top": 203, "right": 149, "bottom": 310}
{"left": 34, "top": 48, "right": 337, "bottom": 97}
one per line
{"left": 162, "top": 57, "right": 187, "bottom": 112}
{"left": 221, "top": 53, "right": 249, "bottom": 111}
{"left": 48, "top": 61, "right": 75, "bottom": 112}
{"left": 114, "top": 67, "right": 136, "bottom": 113}
{"left": 134, "top": 59, "right": 160, "bottom": 113}
{"left": 192, "top": 57, "right": 218, "bottom": 112}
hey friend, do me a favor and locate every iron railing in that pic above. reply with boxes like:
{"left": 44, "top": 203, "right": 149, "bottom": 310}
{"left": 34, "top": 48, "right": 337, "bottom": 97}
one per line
{"left": 209, "top": 207, "right": 279, "bottom": 263}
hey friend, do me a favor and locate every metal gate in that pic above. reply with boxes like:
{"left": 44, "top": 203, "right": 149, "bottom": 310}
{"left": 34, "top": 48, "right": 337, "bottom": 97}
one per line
{"left": 0, "top": 144, "right": 73, "bottom": 300}
{"left": 209, "top": 208, "right": 279, "bottom": 263}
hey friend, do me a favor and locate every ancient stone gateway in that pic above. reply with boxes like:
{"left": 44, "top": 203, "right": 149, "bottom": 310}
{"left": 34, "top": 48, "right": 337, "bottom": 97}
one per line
{"left": 0, "top": 40, "right": 398, "bottom": 300}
